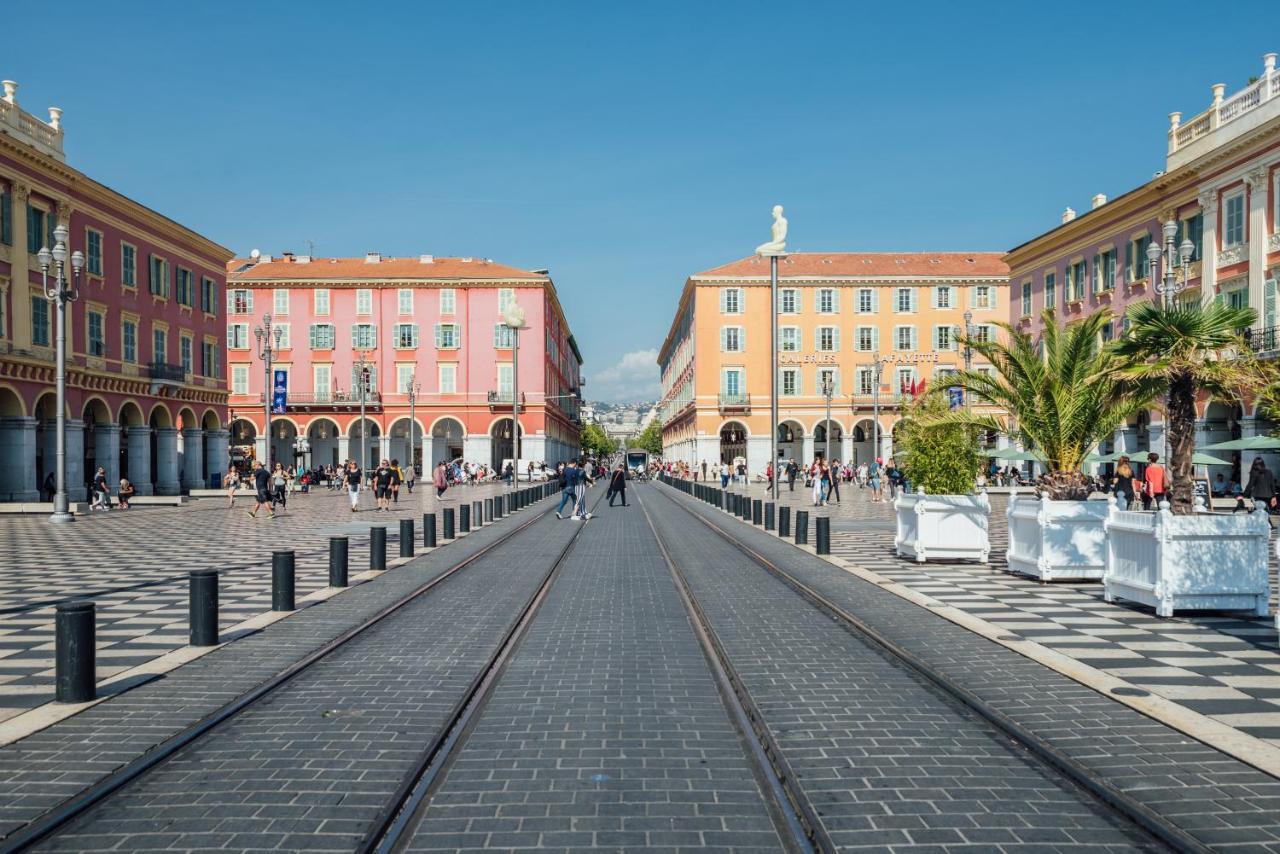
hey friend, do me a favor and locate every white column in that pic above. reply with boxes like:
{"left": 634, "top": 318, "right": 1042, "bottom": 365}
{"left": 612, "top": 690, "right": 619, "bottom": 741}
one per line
{"left": 463, "top": 434, "right": 490, "bottom": 465}
{"left": 154, "top": 427, "right": 180, "bottom": 495}
{"left": 65, "top": 419, "right": 86, "bottom": 502}
{"left": 522, "top": 435, "right": 547, "bottom": 465}
{"left": 1238, "top": 417, "right": 1259, "bottom": 482}
{"left": 1198, "top": 191, "right": 1218, "bottom": 306}
{"left": 182, "top": 428, "right": 205, "bottom": 490}
{"left": 1246, "top": 167, "right": 1270, "bottom": 316}
{"left": 126, "top": 426, "right": 153, "bottom": 495}
{"left": 0, "top": 417, "right": 39, "bottom": 501}
{"left": 746, "top": 435, "right": 770, "bottom": 478}
{"left": 95, "top": 423, "right": 121, "bottom": 491}
{"left": 204, "top": 429, "right": 228, "bottom": 482}
{"left": 801, "top": 434, "right": 815, "bottom": 464}
{"left": 338, "top": 435, "right": 350, "bottom": 465}
{"left": 1147, "top": 419, "right": 1167, "bottom": 465}
{"left": 879, "top": 430, "right": 894, "bottom": 462}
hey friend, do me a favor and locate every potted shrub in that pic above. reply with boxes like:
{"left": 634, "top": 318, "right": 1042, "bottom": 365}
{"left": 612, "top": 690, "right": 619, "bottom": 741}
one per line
{"left": 920, "top": 309, "right": 1160, "bottom": 581}
{"left": 1103, "top": 301, "right": 1273, "bottom": 615}
{"left": 894, "top": 392, "right": 989, "bottom": 562}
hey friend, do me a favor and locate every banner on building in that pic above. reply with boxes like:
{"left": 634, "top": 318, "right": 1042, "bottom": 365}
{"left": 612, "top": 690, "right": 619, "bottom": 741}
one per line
{"left": 948, "top": 387, "right": 964, "bottom": 409}
{"left": 272, "top": 369, "right": 288, "bottom": 414}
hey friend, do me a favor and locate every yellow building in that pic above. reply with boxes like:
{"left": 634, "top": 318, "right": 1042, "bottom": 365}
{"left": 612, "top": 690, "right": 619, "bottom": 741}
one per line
{"left": 657, "top": 252, "right": 1009, "bottom": 472}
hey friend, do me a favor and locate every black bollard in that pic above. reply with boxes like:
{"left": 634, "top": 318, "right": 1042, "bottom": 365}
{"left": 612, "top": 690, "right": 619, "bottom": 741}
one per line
{"left": 494, "top": 496, "right": 504, "bottom": 519}
{"left": 459, "top": 503, "right": 471, "bottom": 533}
{"left": 742, "top": 496, "right": 752, "bottom": 521}
{"left": 272, "top": 550, "right": 296, "bottom": 611}
{"left": 752, "top": 499, "right": 763, "bottom": 526}
{"left": 424, "top": 513, "right": 437, "bottom": 548}
{"left": 484, "top": 498, "right": 493, "bottom": 523}
{"left": 443, "top": 507, "right": 456, "bottom": 539}
{"left": 371, "top": 526, "right": 387, "bottom": 570}
{"left": 473, "top": 501, "right": 483, "bottom": 526}
{"left": 400, "top": 519, "right": 414, "bottom": 557}
{"left": 779, "top": 506, "right": 791, "bottom": 538}
{"left": 55, "top": 601, "right": 96, "bottom": 703}
{"left": 816, "top": 516, "right": 831, "bottom": 555}
{"left": 189, "top": 570, "right": 218, "bottom": 646}
{"left": 795, "top": 510, "right": 809, "bottom": 545}
{"left": 330, "top": 536, "right": 349, "bottom": 587}
{"left": 765, "top": 502, "right": 776, "bottom": 531}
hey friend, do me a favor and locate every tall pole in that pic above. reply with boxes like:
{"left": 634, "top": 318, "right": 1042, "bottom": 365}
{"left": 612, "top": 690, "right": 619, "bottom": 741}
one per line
{"left": 823, "top": 376, "right": 832, "bottom": 463}
{"left": 255, "top": 315, "right": 276, "bottom": 469}
{"left": 963, "top": 310, "right": 974, "bottom": 414}
{"left": 512, "top": 323, "right": 520, "bottom": 481}
{"left": 770, "top": 254, "right": 779, "bottom": 500}
{"left": 41, "top": 225, "right": 80, "bottom": 523}
{"left": 357, "top": 352, "right": 369, "bottom": 471}
{"left": 872, "top": 352, "right": 881, "bottom": 464}
{"left": 408, "top": 378, "right": 418, "bottom": 477}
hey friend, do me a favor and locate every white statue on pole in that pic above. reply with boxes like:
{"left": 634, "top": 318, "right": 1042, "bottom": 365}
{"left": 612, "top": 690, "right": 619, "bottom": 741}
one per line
{"left": 755, "top": 204, "right": 788, "bottom": 256}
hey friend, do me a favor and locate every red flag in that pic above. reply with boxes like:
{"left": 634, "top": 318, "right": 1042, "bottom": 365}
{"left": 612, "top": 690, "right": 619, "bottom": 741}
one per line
{"left": 915, "top": 378, "right": 927, "bottom": 398}
{"left": 909, "top": 378, "right": 918, "bottom": 397}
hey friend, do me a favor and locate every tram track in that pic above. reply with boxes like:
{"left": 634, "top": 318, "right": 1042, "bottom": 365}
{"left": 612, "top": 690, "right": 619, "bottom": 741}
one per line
{"left": 1, "top": 484, "right": 573, "bottom": 853}
{"left": 646, "top": 480, "right": 1207, "bottom": 854}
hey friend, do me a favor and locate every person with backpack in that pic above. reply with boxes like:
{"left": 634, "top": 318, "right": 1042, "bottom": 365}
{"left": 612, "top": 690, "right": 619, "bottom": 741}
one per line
{"left": 868, "top": 457, "right": 883, "bottom": 502}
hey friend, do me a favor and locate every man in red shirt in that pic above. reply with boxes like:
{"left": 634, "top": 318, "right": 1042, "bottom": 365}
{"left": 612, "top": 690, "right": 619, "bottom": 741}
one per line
{"left": 1143, "top": 452, "right": 1167, "bottom": 510}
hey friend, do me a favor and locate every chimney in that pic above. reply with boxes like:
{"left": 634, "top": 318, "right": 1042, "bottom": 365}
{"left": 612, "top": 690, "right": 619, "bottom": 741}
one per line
{"left": 281, "top": 251, "right": 295, "bottom": 262}
{"left": 1091, "top": 193, "right": 1107, "bottom": 210}
{"left": 365, "top": 252, "right": 381, "bottom": 264}
{"left": 419, "top": 254, "right": 434, "bottom": 264}
{"left": 1062, "top": 207, "right": 1077, "bottom": 224}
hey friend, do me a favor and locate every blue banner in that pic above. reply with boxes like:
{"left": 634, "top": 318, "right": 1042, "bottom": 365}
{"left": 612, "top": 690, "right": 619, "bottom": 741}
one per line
{"left": 272, "top": 369, "right": 288, "bottom": 414}
{"left": 948, "top": 386, "right": 963, "bottom": 409}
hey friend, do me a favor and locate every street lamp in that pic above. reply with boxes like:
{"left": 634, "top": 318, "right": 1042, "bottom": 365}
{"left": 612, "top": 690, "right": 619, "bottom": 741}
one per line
{"left": 254, "top": 314, "right": 282, "bottom": 468}
{"left": 355, "top": 351, "right": 371, "bottom": 470}
{"left": 503, "top": 301, "right": 526, "bottom": 486}
{"left": 407, "top": 376, "right": 420, "bottom": 477}
{"left": 1149, "top": 219, "right": 1196, "bottom": 309}
{"left": 871, "top": 352, "right": 884, "bottom": 464}
{"left": 38, "top": 223, "right": 82, "bottom": 523}
{"left": 962, "top": 309, "right": 975, "bottom": 413}
{"left": 821, "top": 373, "right": 834, "bottom": 463}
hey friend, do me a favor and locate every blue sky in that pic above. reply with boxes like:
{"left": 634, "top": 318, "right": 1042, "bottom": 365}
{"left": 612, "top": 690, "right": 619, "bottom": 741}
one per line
{"left": 7, "top": 1, "right": 1275, "bottom": 401}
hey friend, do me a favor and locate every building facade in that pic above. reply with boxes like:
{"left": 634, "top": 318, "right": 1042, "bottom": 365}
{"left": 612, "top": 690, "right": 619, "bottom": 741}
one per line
{"left": 657, "top": 252, "right": 1009, "bottom": 473}
{"left": 0, "top": 79, "right": 232, "bottom": 500}
{"left": 225, "top": 253, "right": 582, "bottom": 473}
{"left": 1006, "top": 52, "right": 1280, "bottom": 482}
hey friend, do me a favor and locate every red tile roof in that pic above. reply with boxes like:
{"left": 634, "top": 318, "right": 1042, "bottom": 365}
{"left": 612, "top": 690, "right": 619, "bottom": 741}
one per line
{"left": 692, "top": 252, "right": 1009, "bottom": 279}
{"left": 227, "top": 256, "right": 549, "bottom": 282}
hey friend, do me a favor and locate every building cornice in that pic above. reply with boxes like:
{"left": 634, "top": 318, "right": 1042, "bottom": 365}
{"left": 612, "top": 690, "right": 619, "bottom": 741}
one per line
{"left": 690, "top": 275, "right": 1008, "bottom": 286}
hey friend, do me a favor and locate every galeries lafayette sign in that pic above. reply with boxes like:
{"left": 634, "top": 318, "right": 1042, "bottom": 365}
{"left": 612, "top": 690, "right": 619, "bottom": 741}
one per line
{"left": 778, "top": 353, "right": 838, "bottom": 364}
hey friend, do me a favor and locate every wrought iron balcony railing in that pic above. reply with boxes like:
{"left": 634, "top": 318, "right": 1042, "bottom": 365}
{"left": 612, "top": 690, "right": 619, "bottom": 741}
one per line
{"left": 1243, "top": 325, "right": 1280, "bottom": 354}
{"left": 717, "top": 393, "right": 751, "bottom": 411}
{"left": 254, "top": 391, "right": 382, "bottom": 407}
{"left": 487, "top": 390, "right": 527, "bottom": 408}
{"left": 148, "top": 362, "right": 187, "bottom": 382}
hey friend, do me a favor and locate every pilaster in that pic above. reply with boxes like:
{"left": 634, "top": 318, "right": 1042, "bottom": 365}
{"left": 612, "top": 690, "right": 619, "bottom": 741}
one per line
{"left": 1246, "top": 168, "right": 1270, "bottom": 317}
{"left": 10, "top": 182, "right": 31, "bottom": 349}
{"left": 1198, "top": 190, "right": 1219, "bottom": 306}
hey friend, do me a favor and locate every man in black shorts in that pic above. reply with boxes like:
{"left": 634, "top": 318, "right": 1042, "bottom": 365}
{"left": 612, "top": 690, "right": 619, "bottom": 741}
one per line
{"left": 373, "top": 459, "right": 394, "bottom": 512}
{"left": 249, "top": 460, "right": 274, "bottom": 518}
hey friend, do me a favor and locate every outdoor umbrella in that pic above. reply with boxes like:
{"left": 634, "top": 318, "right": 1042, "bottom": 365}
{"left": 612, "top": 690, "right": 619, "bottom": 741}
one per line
{"left": 986, "top": 447, "right": 1043, "bottom": 462}
{"left": 1200, "top": 436, "right": 1280, "bottom": 452}
{"left": 1191, "top": 452, "right": 1231, "bottom": 466}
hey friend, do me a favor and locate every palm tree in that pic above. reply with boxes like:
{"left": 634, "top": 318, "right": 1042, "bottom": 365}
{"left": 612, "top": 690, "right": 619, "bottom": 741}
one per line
{"left": 1109, "top": 300, "right": 1268, "bottom": 515}
{"left": 920, "top": 309, "right": 1162, "bottom": 500}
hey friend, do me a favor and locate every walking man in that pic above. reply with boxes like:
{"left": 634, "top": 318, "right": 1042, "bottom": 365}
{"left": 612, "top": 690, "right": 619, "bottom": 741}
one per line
{"left": 787, "top": 458, "right": 798, "bottom": 492}
{"left": 608, "top": 464, "right": 628, "bottom": 507}
{"left": 373, "top": 459, "right": 394, "bottom": 512}
{"left": 827, "top": 458, "right": 842, "bottom": 504}
{"left": 248, "top": 460, "right": 274, "bottom": 518}
{"left": 91, "top": 466, "right": 111, "bottom": 511}
{"left": 556, "top": 460, "right": 581, "bottom": 519}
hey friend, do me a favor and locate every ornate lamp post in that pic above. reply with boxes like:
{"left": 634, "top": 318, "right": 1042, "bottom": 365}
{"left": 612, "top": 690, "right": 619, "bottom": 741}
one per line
{"left": 355, "top": 351, "right": 371, "bottom": 470}
{"left": 962, "top": 309, "right": 975, "bottom": 413}
{"left": 821, "top": 373, "right": 834, "bottom": 462}
{"left": 38, "top": 223, "right": 82, "bottom": 523}
{"left": 407, "top": 376, "right": 420, "bottom": 477}
{"left": 503, "top": 301, "right": 526, "bottom": 485}
{"left": 871, "top": 351, "right": 884, "bottom": 463}
{"left": 253, "top": 315, "right": 281, "bottom": 467}
{"left": 1149, "top": 219, "right": 1196, "bottom": 309}
{"left": 755, "top": 204, "right": 787, "bottom": 499}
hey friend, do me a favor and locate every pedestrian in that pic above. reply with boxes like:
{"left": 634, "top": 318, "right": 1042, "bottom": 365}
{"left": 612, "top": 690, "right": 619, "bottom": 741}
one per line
{"left": 271, "top": 462, "right": 289, "bottom": 511}
{"left": 248, "top": 461, "right": 274, "bottom": 518}
{"left": 574, "top": 461, "right": 594, "bottom": 519}
{"left": 828, "top": 458, "right": 842, "bottom": 503}
{"left": 1111, "top": 458, "right": 1136, "bottom": 510}
{"left": 1243, "top": 457, "right": 1276, "bottom": 514}
{"left": 346, "top": 460, "right": 363, "bottom": 512}
{"left": 868, "top": 457, "right": 883, "bottom": 502}
{"left": 117, "top": 476, "right": 134, "bottom": 509}
{"left": 811, "top": 461, "right": 826, "bottom": 506}
{"left": 42, "top": 471, "right": 55, "bottom": 502}
{"left": 434, "top": 461, "right": 449, "bottom": 498}
{"left": 556, "top": 460, "right": 581, "bottom": 519}
{"left": 91, "top": 466, "right": 111, "bottom": 511}
{"left": 373, "top": 459, "right": 394, "bottom": 511}
{"left": 405, "top": 461, "right": 416, "bottom": 494}
{"left": 700, "top": 460, "right": 707, "bottom": 481}
{"left": 885, "top": 460, "right": 902, "bottom": 501}
{"left": 608, "top": 464, "right": 628, "bottom": 507}
{"left": 1141, "top": 452, "right": 1167, "bottom": 510}
{"left": 786, "top": 459, "right": 797, "bottom": 491}
{"left": 390, "top": 459, "right": 403, "bottom": 503}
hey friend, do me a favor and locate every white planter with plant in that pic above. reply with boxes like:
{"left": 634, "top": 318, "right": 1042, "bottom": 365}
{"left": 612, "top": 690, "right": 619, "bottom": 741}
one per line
{"left": 1104, "top": 497, "right": 1270, "bottom": 616}
{"left": 1006, "top": 491, "right": 1110, "bottom": 581}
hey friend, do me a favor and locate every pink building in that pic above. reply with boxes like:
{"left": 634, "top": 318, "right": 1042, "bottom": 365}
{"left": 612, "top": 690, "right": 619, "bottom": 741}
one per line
{"left": 0, "top": 79, "right": 232, "bottom": 500}
{"left": 225, "top": 252, "right": 582, "bottom": 473}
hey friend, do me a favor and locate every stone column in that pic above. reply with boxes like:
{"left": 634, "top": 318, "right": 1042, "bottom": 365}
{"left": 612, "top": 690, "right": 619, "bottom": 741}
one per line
{"left": 255, "top": 435, "right": 267, "bottom": 467}
{"left": 463, "top": 434, "right": 489, "bottom": 465}
{"left": 0, "top": 417, "right": 39, "bottom": 501}
{"left": 1147, "top": 419, "right": 1167, "bottom": 465}
{"left": 746, "top": 435, "right": 770, "bottom": 477}
{"left": 154, "top": 427, "right": 180, "bottom": 495}
{"left": 9, "top": 184, "right": 32, "bottom": 350}
{"left": 182, "top": 428, "right": 205, "bottom": 491}
{"left": 95, "top": 424, "right": 121, "bottom": 490}
{"left": 204, "top": 429, "right": 228, "bottom": 482}
{"left": 1246, "top": 167, "right": 1270, "bottom": 318}
{"left": 338, "top": 435, "right": 350, "bottom": 465}
{"left": 801, "top": 434, "right": 815, "bottom": 464}
{"left": 1238, "top": 417, "right": 1258, "bottom": 483}
{"left": 65, "top": 418, "right": 86, "bottom": 502}
{"left": 125, "top": 426, "right": 153, "bottom": 495}
{"left": 1197, "top": 191, "right": 1218, "bottom": 307}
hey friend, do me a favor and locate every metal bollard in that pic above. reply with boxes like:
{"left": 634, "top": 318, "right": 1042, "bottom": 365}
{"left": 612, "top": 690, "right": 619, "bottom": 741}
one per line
{"left": 473, "top": 501, "right": 483, "bottom": 526}
{"left": 795, "top": 510, "right": 809, "bottom": 545}
{"left": 779, "top": 506, "right": 791, "bottom": 538}
{"left": 816, "top": 516, "right": 831, "bottom": 554}
{"left": 765, "top": 502, "right": 776, "bottom": 531}
{"left": 443, "top": 507, "right": 455, "bottom": 539}
{"left": 484, "top": 498, "right": 493, "bottom": 523}
{"left": 330, "top": 536, "right": 349, "bottom": 587}
{"left": 400, "top": 519, "right": 414, "bottom": 557}
{"left": 752, "top": 499, "right": 763, "bottom": 526}
{"left": 189, "top": 570, "right": 219, "bottom": 646}
{"left": 494, "top": 496, "right": 503, "bottom": 519}
{"left": 459, "top": 503, "right": 471, "bottom": 533}
{"left": 55, "top": 601, "right": 96, "bottom": 703}
{"left": 370, "top": 526, "right": 387, "bottom": 571}
{"left": 272, "top": 550, "right": 296, "bottom": 611}
{"left": 424, "top": 513, "right": 437, "bottom": 548}
{"left": 742, "top": 496, "right": 752, "bottom": 521}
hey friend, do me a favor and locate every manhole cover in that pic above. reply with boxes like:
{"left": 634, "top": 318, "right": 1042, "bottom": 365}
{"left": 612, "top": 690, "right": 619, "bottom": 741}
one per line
{"left": 1110, "top": 686, "right": 1151, "bottom": 698}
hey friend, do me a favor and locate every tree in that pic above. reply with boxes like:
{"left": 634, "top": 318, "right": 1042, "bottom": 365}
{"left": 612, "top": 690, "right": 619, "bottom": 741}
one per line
{"left": 896, "top": 392, "right": 980, "bottom": 494}
{"left": 579, "top": 423, "right": 616, "bottom": 458}
{"left": 1110, "top": 300, "right": 1268, "bottom": 515}
{"left": 918, "top": 309, "right": 1162, "bottom": 500}
{"left": 633, "top": 420, "right": 663, "bottom": 456}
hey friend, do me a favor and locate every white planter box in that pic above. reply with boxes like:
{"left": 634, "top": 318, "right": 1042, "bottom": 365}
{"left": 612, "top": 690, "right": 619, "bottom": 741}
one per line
{"left": 1104, "top": 500, "right": 1271, "bottom": 617}
{"left": 894, "top": 489, "right": 990, "bottom": 563}
{"left": 1006, "top": 492, "right": 1109, "bottom": 581}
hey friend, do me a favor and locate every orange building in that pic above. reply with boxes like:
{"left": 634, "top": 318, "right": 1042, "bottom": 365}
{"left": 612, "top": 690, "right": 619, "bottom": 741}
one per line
{"left": 657, "top": 252, "right": 1009, "bottom": 473}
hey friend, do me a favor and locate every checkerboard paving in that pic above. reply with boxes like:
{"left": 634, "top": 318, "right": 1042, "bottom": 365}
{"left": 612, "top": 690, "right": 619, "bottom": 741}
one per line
{"left": 715, "top": 479, "right": 1280, "bottom": 747}
{"left": 0, "top": 482, "right": 517, "bottom": 721}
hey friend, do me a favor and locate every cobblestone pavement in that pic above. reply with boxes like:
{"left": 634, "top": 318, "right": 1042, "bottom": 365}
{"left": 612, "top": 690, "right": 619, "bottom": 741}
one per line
{"left": 0, "top": 482, "right": 518, "bottom": 721}
{"left": 406, "top": 490, "right": 784, "bottom": 852}
{"left": 641, "top": 485, "right": 1165, "bottom": 852}
{"left": 714, "top": 478, "right": 1280, "bottom": 748}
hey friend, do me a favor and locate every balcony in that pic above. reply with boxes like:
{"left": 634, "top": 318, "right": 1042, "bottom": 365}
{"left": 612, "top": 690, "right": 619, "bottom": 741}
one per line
{"left": 1243, "top": 326, "right": 1280, "bottom": 356}
{"left": 255, "top": 391, "right": 382, "bottom": 410}
{"left": 0, "top": 81, "right": 66, "bottom": 161}
{"left": 717, "top": 393, "right": 751, "bottom": 413}
{"left": 1167, "top": 54, "right": 1279, "bottom": 170}
{"left": 487, "top": 390, "right": 526, "bottom": 410}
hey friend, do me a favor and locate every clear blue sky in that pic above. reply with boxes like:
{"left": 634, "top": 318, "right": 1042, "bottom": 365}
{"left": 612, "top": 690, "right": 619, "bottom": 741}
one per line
{"left": 8, "top": 1, "right": 1275, "bottom": 400}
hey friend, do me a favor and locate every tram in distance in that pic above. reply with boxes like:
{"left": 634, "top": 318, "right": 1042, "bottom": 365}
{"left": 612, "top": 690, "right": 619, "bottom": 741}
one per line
{"left": 625, "top": 449, "right": 649, "bottom": 478}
